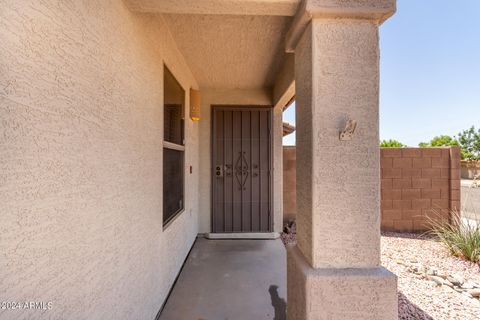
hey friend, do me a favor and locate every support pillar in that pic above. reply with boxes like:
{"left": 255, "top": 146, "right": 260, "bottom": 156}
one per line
{"left": 286, "top": 1, "right": 398, "bottom": 319}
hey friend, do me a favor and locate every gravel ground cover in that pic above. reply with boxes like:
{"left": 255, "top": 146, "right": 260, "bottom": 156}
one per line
{"left": 281, "top": 228, "right": 480, "bottom": 319}
{"left": 383, "top": 232, "right": 480, "bottom": 319}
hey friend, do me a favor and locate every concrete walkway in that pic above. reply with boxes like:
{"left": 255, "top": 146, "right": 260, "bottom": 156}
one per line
{"left": 159, "top": 237, "right": 287, "bottom": 320}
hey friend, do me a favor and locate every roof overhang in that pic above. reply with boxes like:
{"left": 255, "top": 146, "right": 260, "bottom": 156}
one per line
{"left": 285, "top": 0, "right": 396, "bottom": 52}
{"left": 124, "top": 0, "right": 301, "bottom": 16}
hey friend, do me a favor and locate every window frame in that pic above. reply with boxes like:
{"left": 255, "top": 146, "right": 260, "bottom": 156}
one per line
{"left": 162, "top": 65, "right": 186, "bottom": 228}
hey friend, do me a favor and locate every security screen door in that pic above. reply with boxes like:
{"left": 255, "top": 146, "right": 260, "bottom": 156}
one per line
{"left": 212, "top": 106, "right": 273, "bottom": 233}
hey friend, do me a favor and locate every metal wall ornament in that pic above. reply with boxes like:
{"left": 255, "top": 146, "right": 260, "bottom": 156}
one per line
{"left": 339, "top": 119, "right": 357, "bottom": 141}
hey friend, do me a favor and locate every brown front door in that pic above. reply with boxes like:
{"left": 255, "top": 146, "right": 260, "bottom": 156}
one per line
{"left": 212, "top": 106, "right": 272, "bottom": 233}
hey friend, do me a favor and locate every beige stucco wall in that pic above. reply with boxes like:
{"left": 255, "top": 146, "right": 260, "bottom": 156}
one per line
{"left": 295, "top": 20, "right": 381, "bottom": 269}
{"left": 288, "top": 13, "right": 398, "bottom": 319}
{"left": 283, "top": 146, "right": 296, "bottom": 222}
{"left": 198, "top": 89, "right": 284, "bottom": 234}
{"left": 1, "top": 1, "right": 199, "bottom": 319}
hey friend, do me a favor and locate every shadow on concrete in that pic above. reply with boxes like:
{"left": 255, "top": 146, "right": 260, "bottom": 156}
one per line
{"left": 398, "top": 292, "right": 434, "bottom": 320}
{"left": 269, "top": 285, "right": 286, "bottom": 320}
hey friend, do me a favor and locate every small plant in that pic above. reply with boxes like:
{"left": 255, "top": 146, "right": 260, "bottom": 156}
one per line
{"left": 428, "top": 210, "right": 480, "bottom": 263}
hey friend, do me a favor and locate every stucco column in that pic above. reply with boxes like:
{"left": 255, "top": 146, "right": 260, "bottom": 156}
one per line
{"left": 286, "top": 1, "right": 398, "bottom": 319}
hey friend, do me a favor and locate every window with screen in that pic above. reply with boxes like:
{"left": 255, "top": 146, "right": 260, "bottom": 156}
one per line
{"left": 163, "top": 66, "right": 185, "bottom": 226}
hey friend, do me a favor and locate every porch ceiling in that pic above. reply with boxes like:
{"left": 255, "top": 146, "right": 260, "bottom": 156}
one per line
{"left": 125, "top": 0, "right": 300, "bottom": 16}
{"left": 162, "top": 14, "right": 292, "bottom": 89}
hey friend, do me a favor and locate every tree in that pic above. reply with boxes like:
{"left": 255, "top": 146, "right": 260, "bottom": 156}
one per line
{"left": 456, "top": 126, "right": 480, "bottom": 160}
{"left": 418, "top": 135, "right": 459, "bottom": 148}
{"left": 380, "top": 139, "right": 406, "bottom": 148}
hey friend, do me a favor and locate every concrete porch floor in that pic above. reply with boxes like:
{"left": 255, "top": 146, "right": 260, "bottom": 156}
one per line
{"left": 159, "top": 237, "right": 287, "bottom": 320}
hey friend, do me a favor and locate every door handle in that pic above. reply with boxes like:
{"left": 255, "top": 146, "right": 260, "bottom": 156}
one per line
{"left": 215, "top": 165, "right": 223, "bottom": 177}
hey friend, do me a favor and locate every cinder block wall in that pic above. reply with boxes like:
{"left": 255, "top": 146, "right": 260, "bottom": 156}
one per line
{"left": 381, "top": 147, "right": 461, "bottom": 232}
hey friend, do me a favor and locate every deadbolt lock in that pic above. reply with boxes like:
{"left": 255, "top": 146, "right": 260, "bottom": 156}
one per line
{"left": 215, "top": 165, "right": 224, "bottom": 177}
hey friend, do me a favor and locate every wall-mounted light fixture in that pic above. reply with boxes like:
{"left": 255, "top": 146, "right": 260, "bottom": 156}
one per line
{"left": 190, "top": 89, "right": 201, "bottom": 121}
{"left": 339, "top": 119, "right": 357, "bottom": 141}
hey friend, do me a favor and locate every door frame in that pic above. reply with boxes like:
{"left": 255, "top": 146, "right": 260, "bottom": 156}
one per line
{"left": 211, "top": 105, "right": 274, "bottom": 233}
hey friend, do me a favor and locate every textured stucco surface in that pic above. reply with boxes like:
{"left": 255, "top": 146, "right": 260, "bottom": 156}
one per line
{"left": 287, "top": 246, "right": 398, "bottom": 320}
{"left": 0, "top": 2, "right": 199, "bottom": 319}
{"left": 295, "top": 19, "right": 382, "bottom": 269}
{"left": 289, "top": 15, "right": 398, "bottom": 319}
{"left": 273, "top": 53, "right": 295, "bottom": 108}
{"left": 285, "top": 0, "right": 395, "bottom": 52}
{"left": 308, "top": 0, "right": 396, "bottom": 16}
{"left": 125, "top": 0, "right": 301, "bottom": 16}
{"left": 163, "top": 14, "right": 292, "bottom": 89}
{"left": 197, "top": 89, "right": 283, "bottom": 234}
{"left": 283, "top": 146, "right": 296, "bottom": 222}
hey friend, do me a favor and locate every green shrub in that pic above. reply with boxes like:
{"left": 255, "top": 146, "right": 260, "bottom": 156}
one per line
{"left": 380, "top": 139, "right": 406, "bottom": 148}
{"left": 457, "top": 126, "right": 480, "bottom": 161}
{"left": 419, "top": 135, "right": 459, "bottom": 148}
{"left": 418, "top": 126, "right": 480, "bottom": 160}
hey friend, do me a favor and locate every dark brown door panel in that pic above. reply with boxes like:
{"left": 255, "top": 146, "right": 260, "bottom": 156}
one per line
{"left": 212, "top": 106, "right": 273, "bottom": 233}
